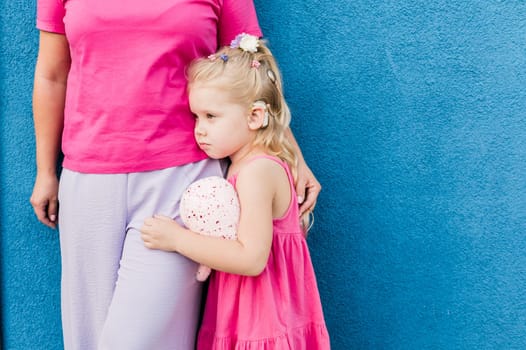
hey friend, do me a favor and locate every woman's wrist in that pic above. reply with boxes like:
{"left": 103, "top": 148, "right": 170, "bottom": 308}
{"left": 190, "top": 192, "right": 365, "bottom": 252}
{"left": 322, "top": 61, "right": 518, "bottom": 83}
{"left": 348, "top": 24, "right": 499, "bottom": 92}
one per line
{"left": 36, "top": 165, "right": 58, "bottom": 177}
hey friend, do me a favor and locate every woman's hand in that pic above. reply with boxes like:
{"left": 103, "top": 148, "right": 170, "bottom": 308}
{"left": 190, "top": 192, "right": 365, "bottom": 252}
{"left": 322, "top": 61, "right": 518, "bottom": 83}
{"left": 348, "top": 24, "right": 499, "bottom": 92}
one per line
{"left": 284, "top": 128, "right": 322, "bottom": 216}
{"left": 30, "top": 172, "right": 59, "bottom": 229}
{"left": 141, "top": 215, "right": 182, "bottom": 251}
{"left": 295, "top": 158, "right": 322, "bottom": 216}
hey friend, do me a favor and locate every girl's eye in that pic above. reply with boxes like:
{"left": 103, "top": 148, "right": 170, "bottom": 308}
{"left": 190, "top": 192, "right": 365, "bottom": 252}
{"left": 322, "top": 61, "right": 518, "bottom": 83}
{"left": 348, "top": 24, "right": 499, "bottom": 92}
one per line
{"left": 206, "top": 113, "right": 216, "bottom": 119}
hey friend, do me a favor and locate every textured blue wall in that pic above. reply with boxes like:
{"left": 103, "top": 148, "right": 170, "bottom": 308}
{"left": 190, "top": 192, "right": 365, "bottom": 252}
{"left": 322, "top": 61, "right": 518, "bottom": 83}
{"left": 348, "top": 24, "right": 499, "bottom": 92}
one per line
{"left": 1, "top": 0, "right": 63, "bottom": 349}
{"left": 2, "top": 1, "right": 526, "bottom": 349}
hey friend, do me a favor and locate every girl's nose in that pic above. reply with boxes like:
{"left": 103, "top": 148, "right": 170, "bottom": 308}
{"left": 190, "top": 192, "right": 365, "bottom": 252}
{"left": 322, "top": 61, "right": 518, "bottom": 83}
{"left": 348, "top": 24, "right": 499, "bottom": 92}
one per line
{"left": 194, "top": 120, "right": 205, "bottom": 136}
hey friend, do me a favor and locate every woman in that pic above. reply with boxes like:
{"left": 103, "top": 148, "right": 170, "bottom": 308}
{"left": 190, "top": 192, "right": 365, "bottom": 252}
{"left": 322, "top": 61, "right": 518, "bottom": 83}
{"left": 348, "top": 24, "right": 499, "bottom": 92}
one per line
{"left": 30, "top": 1, "right": 321, "bottom": 349}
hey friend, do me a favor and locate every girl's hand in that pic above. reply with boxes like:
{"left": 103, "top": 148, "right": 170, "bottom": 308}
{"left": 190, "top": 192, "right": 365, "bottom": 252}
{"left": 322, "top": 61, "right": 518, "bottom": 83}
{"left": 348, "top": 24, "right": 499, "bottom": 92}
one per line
{"left": 296, "top": 158, "right": 322, "bottom": 217}
{"left": 30, "top": 172, "right": 59, "bottom": 229}
{"left": 140, "top": 215, "right": 182, "bottom": 251}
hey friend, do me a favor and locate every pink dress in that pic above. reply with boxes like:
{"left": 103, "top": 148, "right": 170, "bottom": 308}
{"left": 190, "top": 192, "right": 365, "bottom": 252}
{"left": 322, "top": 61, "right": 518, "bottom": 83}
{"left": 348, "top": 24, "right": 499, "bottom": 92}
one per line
{"left": 197, "top": 155, "right": 330, "bottom": 350}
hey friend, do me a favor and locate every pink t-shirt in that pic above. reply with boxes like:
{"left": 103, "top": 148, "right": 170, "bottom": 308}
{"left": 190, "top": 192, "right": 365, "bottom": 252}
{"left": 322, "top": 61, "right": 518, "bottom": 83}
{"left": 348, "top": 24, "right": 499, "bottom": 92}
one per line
{"left": 36, "top": 0, "right": 262, "bottom": 173}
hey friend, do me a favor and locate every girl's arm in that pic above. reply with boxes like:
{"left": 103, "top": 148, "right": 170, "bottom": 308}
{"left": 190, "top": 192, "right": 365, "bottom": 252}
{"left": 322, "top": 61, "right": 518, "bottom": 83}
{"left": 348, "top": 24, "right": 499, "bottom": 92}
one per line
{"left": 285, "top": 128, "right": 322, "bottom": 215}
{"left": 141, "top": 159, "right": 287, "bottom": 276}
{"left": 29, "top": 31, "right": 71, "bottom": 228}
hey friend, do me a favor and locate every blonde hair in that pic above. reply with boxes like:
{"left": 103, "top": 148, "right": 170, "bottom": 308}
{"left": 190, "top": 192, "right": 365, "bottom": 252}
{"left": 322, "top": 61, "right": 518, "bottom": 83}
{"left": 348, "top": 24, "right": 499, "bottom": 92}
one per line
{"left": 187, "top": 38, "right": 298, "bottom": 181}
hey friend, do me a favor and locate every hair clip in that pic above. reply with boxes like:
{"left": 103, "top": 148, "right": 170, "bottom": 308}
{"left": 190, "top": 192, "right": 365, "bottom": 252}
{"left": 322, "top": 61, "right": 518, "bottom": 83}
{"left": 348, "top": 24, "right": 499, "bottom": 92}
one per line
{"left": 220, "top": 53, "right": 229, "bottom": 62}
{"left": 230, "top": 33, "right": 260, "bottom": 53}
{"left": 252, "top": 100, "right": 269, "bottom": 128}
{"left": 251, "top": 60, "right": 261, "bottom": 69}
{"left": 208, "top": 54, "right": 217, "bottom": 61}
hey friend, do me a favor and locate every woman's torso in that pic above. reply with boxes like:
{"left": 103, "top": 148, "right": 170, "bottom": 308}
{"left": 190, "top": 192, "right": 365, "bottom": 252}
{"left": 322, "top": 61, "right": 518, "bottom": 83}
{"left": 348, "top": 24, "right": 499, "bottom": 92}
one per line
{"left": 36, "top": 0, "right": 261, "bottom": 173}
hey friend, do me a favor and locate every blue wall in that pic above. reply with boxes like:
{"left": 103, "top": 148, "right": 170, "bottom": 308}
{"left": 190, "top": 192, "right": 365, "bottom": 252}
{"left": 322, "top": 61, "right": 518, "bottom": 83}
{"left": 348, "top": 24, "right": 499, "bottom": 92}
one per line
{"left": 1, "top": 0, "right": 63, "bottom": 349}
{"left": 2, "top": 1, "right": 526, "bottom": 349}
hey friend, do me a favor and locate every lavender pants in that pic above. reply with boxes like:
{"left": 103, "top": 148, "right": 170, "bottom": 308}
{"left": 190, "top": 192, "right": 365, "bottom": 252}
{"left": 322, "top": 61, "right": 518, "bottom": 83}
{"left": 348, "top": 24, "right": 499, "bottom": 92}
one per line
{"left": 57, "top": 159, "right": 223, "bottom": 350}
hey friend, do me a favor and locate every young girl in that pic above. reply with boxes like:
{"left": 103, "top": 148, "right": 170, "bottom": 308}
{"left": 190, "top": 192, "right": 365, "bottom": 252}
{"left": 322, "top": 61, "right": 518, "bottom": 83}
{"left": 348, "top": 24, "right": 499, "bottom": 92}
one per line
{"left": 140, "top": 33, "right": 330, "bottom": 349}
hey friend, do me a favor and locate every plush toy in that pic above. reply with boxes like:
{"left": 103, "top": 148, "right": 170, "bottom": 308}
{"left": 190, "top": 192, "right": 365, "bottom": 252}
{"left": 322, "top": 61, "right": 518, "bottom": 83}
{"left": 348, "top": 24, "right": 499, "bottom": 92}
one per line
{"left": 179, "top": 176, "right": 240, "bottom": 281}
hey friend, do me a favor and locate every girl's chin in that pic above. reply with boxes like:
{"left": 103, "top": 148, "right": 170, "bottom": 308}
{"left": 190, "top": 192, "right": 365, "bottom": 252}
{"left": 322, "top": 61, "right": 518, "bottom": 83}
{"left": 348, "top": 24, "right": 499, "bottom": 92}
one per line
{"left": 203, "top": 151, "right": 225, "bottom": 160}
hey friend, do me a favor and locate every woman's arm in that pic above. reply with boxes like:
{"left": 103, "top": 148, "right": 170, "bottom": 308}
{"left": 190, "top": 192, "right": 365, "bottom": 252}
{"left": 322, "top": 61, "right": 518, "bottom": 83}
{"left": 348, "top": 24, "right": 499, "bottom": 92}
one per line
{"left": 29, "top": 31, "right": 71, "bottom": 228}
{"left": 285, "top": 128, "right": 322, "bottom": 215}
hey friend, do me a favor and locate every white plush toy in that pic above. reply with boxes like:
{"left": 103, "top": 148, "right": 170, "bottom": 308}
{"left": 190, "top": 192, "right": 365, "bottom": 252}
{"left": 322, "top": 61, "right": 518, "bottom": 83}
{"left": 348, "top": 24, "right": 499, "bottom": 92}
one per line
{"left": 179, "top": 176, "right": 240, "bottom": 281}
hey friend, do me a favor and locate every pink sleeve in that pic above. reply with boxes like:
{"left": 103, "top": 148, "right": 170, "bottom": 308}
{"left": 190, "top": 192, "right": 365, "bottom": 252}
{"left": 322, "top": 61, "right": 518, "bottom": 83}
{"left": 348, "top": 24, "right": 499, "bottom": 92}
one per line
{"left": 36, "top": 0, "right": 66, "bottom": 34}
{"left": 217, "top": 0, "right": 263, "bottom": 46}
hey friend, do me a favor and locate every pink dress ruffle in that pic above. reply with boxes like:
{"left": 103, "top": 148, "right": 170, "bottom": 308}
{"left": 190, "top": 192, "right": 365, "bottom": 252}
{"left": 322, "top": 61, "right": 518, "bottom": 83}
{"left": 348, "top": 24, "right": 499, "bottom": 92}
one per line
{"left": 199, "top": 323, "right": 329, "bottom": 350}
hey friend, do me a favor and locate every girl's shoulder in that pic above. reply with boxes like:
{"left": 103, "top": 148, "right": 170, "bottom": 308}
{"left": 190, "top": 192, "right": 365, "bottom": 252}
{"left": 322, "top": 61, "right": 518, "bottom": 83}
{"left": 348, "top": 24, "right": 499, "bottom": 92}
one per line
{"left": 234, "top": 155, "right": 292, "bottom": 198}
{"left": 236, "top": 155, "right": 295, "bottom": 220}
{"left": 228, "top": 155, "right": 288, "bottom": 183}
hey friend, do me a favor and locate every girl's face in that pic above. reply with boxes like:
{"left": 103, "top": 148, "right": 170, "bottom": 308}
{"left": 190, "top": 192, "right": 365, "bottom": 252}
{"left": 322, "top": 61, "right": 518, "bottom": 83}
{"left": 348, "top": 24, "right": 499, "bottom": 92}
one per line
{"left": 189, "top": 82, "right": 254, "bottom": 162}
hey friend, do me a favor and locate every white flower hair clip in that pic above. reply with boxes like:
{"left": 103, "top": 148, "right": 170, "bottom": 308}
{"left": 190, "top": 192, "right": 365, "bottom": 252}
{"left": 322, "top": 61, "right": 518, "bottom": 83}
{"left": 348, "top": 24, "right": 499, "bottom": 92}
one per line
{"left": 230, "top": 33, "right": 260, "bottom": 53}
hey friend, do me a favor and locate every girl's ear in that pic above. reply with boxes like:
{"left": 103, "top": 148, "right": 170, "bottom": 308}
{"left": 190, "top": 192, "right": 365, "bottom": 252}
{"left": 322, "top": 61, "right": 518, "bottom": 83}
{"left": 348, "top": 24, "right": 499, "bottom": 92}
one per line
{"left": 247, "top": 101, "right": 269, "bottom": 130}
